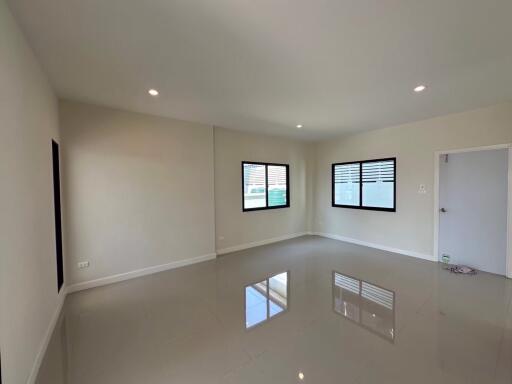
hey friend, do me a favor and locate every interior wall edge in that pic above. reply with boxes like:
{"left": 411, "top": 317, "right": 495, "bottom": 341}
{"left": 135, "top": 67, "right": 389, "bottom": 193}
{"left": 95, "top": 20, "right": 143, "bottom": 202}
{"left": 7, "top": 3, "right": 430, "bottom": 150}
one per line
{"left": 311, "top": 232, "right": 436, "bottom": 262}
{"left": 66, "top": 252, "right": 217, "bottom": 294}
{"left": 508, "top": 147, "right": 512, "bottom": 278}
{"left": 216, "top": 232, "right": 308, "bottom": 255}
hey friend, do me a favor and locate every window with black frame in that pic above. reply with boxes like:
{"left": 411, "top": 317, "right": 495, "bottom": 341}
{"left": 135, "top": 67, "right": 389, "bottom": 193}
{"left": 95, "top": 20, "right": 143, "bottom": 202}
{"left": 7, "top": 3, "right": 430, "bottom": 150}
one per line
{"left": 332, "top": 158, "right": 396, "bottom": 212}
{"left": 242, "top": 162, "right": 289, "bottom": 211}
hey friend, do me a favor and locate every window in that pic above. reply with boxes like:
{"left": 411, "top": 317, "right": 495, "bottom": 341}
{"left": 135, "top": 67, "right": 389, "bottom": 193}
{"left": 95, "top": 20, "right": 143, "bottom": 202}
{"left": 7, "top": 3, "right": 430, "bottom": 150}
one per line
{"left": 242, "top": 162, "right": 289, "bottom": 211}
{"left": 332, "top": 158, "right": 396, "bottom": 211}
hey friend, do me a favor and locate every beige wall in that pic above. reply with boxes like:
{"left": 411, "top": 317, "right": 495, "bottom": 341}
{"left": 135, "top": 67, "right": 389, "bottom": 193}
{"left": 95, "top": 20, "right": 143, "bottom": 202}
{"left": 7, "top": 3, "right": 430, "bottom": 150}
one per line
{"left": 214, "top": 127, "right": 309, "bottom": 252}
{"left": 305, "top": 145, "right": 316, "bottom": 233}
{"left": 0, "top": 1, "right": 62, "bottom": 383}
{"left": 59, "top": 101, "right": 216, "bottom": 286}
{"left": 313, "top": 102, "right": 512, "bottom": 259}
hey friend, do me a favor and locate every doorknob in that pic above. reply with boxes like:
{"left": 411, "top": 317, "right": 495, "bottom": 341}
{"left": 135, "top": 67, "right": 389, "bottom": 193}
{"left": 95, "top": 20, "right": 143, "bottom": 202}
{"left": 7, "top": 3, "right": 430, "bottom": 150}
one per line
{"left": 440, "top": 207, "right": 447, "bottom": 213}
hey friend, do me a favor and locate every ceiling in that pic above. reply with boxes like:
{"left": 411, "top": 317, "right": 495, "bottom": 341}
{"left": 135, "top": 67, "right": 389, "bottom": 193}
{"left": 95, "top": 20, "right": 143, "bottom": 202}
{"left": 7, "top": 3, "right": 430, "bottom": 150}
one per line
{"left": 8, "top": 0, "right": 512, "bottom": 140}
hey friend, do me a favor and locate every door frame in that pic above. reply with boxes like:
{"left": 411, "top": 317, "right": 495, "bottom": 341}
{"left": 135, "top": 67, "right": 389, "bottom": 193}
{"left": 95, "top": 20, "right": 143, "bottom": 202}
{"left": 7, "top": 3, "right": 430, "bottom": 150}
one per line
{"left": 433, "top": 143, "right": 512, "bottom": 278}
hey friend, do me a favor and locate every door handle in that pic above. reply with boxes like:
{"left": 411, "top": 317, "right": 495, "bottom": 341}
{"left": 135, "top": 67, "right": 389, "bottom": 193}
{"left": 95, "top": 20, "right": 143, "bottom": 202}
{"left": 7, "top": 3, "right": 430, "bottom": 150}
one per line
{"left": 440, "top": 208, "right": 447, "bottom": 213}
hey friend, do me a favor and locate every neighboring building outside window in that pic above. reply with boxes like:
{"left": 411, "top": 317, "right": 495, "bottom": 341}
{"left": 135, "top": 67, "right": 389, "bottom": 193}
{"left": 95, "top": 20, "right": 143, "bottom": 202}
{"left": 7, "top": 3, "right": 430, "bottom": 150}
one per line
{"left": 242, "top": 162, "right": 289, "bottom": 211}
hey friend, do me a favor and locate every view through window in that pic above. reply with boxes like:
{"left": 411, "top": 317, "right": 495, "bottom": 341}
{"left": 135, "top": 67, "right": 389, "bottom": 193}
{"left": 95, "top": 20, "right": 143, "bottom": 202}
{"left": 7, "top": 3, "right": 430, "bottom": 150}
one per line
{"left": 242, "top": 162, "right": 289, "bottom": 211}
{"left": 332, "top": 158, "right": 395, "bottom": 211}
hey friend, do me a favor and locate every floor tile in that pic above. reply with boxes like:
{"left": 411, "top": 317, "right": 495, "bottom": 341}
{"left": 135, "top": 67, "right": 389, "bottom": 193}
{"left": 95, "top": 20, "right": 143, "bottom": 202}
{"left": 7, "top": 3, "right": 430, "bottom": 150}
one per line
{"left": 35, "top": 236, "right": 512, "bottom": 384}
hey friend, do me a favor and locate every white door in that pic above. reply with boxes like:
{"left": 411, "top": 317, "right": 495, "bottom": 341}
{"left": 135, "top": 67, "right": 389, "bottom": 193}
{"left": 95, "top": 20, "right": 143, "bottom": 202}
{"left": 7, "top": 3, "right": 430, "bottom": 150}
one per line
{"left": 439, "top": 149, "right": 508, "bottom": 275}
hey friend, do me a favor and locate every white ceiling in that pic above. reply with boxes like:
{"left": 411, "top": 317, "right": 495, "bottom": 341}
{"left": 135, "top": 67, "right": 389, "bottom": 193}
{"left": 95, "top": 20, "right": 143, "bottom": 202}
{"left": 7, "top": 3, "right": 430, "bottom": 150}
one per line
{"left": 8, "top": 0, "right": 512, "bottom": 140}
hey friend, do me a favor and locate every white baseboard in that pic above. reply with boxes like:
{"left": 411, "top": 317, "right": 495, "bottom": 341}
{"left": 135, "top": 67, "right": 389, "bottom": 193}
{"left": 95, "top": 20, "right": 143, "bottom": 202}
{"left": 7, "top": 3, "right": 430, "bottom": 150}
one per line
{"left": 311, "top": 232, "right": 435, "bottom": 262}
{"left": 26, "top": 287, "right": 67, "bottom": 384}
{"left": 67, "top": 252, "right": 217, "bottom": 294}
{"left": 216, "top": 232, "right": 308, "bottom": 255}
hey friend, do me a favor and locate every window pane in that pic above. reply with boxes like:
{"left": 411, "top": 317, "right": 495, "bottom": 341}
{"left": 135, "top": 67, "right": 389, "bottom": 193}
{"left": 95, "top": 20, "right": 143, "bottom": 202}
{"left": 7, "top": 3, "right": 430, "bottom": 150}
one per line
{"left": 243, "top": 163, "right": 266, "bottom": 209}
{"left": 267, "top": 165, "right": 287, "bottom": 207}
{"left": 334, "top": 163, "right": 360, "bottom": 206}
{"left": 362, "top": 160, "right": 394, "bottom": 208}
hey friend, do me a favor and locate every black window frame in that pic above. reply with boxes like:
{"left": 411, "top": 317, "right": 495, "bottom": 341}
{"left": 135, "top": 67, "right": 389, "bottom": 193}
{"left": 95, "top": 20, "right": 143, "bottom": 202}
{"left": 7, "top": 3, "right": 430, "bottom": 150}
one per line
{"left": 242, "top": 161, "right": 290, "bottom": 212}
{"left": 332, "top": 157, "right": 396, "bottom": 212}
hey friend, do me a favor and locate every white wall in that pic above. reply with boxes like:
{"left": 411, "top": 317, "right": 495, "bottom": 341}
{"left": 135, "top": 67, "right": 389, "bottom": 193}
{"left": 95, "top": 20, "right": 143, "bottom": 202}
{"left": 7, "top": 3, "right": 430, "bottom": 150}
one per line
{"left": 0, "top": 1, "right": 62, "bottom": 383}
{"left": 214, "top": 127, "right": 309, "bottom": 252}
{"left": 313, "top": 102, "right": 512, "bottom": 260}
{"left": 60, "top": 102, "right": 512, "bottom": 271}
{"left": 305, "top": 145, "right": 316, "bottom": 233}
{"left": 59, "top": 101, "right": 216, "bottom": 286}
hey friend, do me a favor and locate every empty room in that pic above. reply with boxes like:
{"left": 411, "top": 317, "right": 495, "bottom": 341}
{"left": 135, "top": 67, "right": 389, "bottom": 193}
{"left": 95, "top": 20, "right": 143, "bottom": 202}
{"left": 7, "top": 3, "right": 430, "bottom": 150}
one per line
{"left": 1, "top": 0, "right": 512, "bottom": 383}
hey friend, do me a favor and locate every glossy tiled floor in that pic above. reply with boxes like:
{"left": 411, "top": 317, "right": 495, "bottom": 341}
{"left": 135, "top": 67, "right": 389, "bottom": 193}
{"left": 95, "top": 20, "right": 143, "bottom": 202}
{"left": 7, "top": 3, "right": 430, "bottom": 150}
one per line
{"left": 37, "top": 236, "right": 512, "bottom": 384}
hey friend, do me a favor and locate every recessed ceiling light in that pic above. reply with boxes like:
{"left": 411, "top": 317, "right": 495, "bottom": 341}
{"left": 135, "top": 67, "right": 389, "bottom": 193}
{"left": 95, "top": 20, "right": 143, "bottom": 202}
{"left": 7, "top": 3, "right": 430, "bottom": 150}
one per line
{"left": 298, "top": 372, "right": 305, "bottom": 380}
{"left": 414, "top": 85, "right": 427, "bottom": 93}
{"left": 148, "top": 89, "right": 159, "bottom": 96}
{"left": 296, "top": 124, "right": 303, "bottom": 129}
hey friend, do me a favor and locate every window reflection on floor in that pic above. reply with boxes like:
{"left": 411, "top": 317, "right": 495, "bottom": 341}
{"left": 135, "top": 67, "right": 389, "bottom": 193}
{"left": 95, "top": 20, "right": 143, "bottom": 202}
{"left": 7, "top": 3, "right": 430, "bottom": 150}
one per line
{"left": 245, "top": 272, "right": 288, "bottom": 329}
{"left": 333, "top": 271, "right": 395, "bottom": 342}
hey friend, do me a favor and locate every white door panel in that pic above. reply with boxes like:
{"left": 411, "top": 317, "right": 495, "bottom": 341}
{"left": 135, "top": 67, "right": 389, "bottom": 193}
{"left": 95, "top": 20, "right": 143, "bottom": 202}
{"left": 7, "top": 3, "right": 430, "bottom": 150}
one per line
{"left": 439, "top": 149, "right": 508, "bottom": 275}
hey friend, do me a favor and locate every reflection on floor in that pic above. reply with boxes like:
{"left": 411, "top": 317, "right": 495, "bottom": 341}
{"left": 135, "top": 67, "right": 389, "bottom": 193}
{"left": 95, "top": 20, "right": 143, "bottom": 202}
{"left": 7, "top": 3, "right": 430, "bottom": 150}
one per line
{"left": 245, "top": 271, "right": 288, "bottom": 328}
{"left": 333, "top": 271, "right": 395, "bottom": 342}
{"left": 36, "top": 236, "right": 512, "bottom": 384}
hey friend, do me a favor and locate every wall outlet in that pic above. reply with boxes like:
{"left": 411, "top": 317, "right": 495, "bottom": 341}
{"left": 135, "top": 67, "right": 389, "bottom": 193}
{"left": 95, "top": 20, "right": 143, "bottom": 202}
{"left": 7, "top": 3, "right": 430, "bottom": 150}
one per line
{"left": 78, "top": 261, "right": 90, "bottom": 269}
{"left": 418, "top": 184, "right": 427, "bottom": 194}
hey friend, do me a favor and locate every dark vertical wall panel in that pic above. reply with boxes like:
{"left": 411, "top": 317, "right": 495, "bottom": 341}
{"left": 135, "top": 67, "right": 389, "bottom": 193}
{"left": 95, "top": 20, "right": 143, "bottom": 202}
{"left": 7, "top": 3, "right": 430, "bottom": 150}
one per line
{"left": 52, "top": 140, "right": 64, "bottom": 292}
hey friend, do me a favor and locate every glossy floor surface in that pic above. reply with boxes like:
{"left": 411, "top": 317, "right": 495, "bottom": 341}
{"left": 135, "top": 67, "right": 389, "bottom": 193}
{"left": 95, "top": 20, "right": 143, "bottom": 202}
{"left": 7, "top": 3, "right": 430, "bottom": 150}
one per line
{"left": 37, "top": 236, "right": 512, "bottom": 384}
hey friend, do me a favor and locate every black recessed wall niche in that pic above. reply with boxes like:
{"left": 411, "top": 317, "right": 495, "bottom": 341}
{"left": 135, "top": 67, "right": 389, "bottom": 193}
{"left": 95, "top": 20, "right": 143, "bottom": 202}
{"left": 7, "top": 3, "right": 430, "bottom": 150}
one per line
{"left": 52, "top": 140, "right": 64, "bottom": 292}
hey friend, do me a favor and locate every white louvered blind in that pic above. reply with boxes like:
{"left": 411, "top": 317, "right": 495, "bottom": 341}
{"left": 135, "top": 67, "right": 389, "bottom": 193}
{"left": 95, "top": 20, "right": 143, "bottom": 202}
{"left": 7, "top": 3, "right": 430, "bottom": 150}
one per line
{"left": 334, "top": 272, "right": 360, "bottom": 294}
{"left": 361, "top": 281, "right": 394, "bottom": 310}
{"left": 332, "top": 158, "right": 395, "bottom": 210}
{"left": 333, "top": 163, "right": 360, "bottom": 206}
{"left": 362, "top": 160, "right": 395, "bottom": 209}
